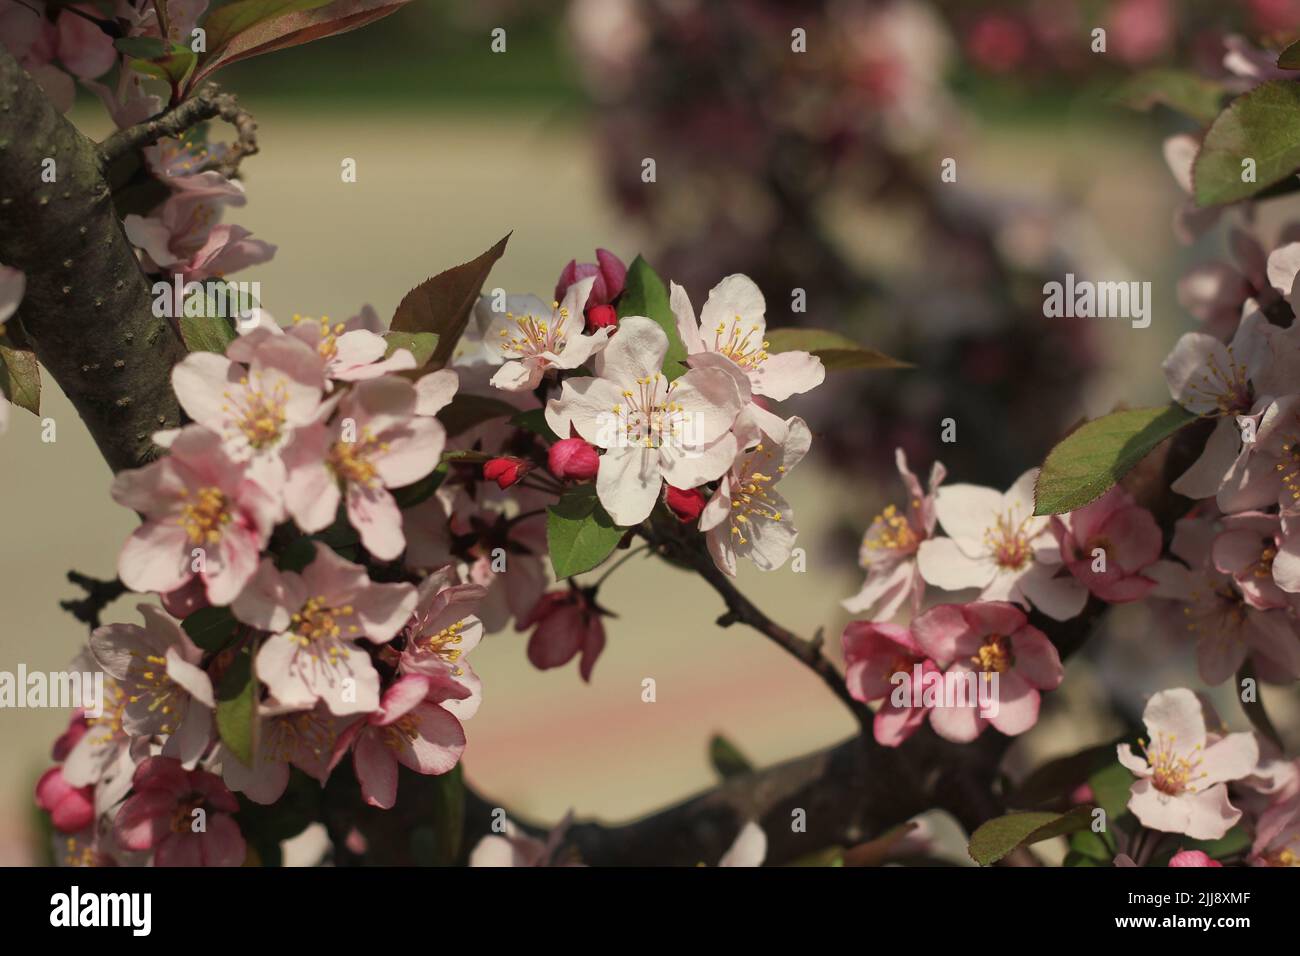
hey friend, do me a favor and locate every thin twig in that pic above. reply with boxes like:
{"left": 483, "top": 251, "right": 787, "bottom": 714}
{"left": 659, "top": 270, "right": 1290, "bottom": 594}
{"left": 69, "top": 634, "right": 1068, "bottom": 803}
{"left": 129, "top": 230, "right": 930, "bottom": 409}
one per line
{"left": 60, "top": 571, "right": 128, "bottom": 631}
{"left": 99, "top": 84, "right": 258, "bottom": 177}
{"left": 648, "top": 527, "right": 872, "bottom": 731}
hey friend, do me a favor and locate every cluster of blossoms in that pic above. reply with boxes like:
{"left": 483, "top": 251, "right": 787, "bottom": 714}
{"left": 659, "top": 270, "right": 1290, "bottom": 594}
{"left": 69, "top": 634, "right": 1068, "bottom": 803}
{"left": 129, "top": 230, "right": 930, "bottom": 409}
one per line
{"left": 35, "top": 303, "right": 490, "bottom": 864}
{"left": 34, "top": 241, "right": 829, "bottom": 865}
{"left": 841, "top": 455, "right": 1160, "bottom": 747}
{"left": 834, "top": 30, "right": 1300, "bottom": 862}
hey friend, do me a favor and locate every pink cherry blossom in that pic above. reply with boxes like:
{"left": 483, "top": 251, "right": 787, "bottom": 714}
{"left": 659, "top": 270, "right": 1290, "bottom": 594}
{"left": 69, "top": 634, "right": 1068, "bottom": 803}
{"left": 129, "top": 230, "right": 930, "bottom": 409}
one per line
{"left": 699, "top": 412, "right": 810, "bottom": 576}
{"left": 232, "top": 544, "right": 417, "bottom": 714}
{"left": 397, "top": 567, "right": 487, "bottom": 719}
{"left": 842, "top": 620, "right": 939, "bottom": 747}
{"left": 1250, "top": 793, "right": 1300, "bottom": 866}
{"left": 916, "top": 469, "right": 1087, "bottom": 621}
{"left": 36, "top": 766, "right": 95, "bottom": 833}
{"left": 1117, "top": 688, "right": 1258, "bottom": 841}
{"left": 1211, "top": 512, "right": 1291, "bottom": 609}
{"left": 214, "top": 701, "right": 351, "bottom": 805}
{"left": 111, "top": 425, "right": 278, "bottom": 605}
{"left": 282, "top": 376, "right": 446, "bottom": 560}
{"left": 333, "top": 674, "right": 467, "bottom": 809}
{"left": 670, "top": 274, "right": 824, "bottom": 441}
{"left": 544, "top": 316, "right": 744, "bottom": 525}
{"left": 1162, "top": 309, "right": 1300, "bottom": 503}
{"left": 113, "top": 756, "right": 246, "bottom": 867}
{"left": 59, "top": 680, "right": 142, "bottom": 817}
{"left": 1052, "top": 486, "right": 1161, "bottom": 603}
{"left": 911, "top": 601, "right": 1063, "bottom": 742}
{"left": 230, "top": 309, "right": 420, "bottom": 385}
{"left": 0, "top": 2, "right": 115, "bottom": 112}
{"left": 843, "top": 449, "right": 946, "bottom": 619}
{"left": 520, "top": 588, "right": 608, "bottom": 683}
{"left": 1147, "top": 515, "right": 1300, "bottom": 684}
{"left": 90, "top": 604, "right": 214, "bottom": 767}
{"left": 171, "top": 333, "right": 326, "bottom": 491}
{"left": 404, "top": 485, "right": 548, "bottom": 633}
{"left": 485, "top": 276, "right": 611, "bottom": 391}
{"left": 123, "top": 172, "right": 275, "bottom": 281}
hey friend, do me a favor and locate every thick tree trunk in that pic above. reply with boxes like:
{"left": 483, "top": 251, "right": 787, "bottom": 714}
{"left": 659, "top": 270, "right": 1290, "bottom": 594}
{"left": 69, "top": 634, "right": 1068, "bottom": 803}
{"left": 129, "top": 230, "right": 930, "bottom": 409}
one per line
{"left": 0, "top": 49, "right": 185, "bottom": 473}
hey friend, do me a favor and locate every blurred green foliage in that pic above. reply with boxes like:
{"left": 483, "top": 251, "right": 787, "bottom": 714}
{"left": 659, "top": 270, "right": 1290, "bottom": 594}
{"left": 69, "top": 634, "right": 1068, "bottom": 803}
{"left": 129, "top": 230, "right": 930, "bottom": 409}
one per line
{"left": 213, "top": 2, "right": 581, "bottom": 108}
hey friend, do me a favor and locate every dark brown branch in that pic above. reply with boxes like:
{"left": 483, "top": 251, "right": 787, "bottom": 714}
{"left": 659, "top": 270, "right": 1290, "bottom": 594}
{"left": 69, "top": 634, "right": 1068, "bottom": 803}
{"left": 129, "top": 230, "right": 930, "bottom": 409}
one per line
{"left": 674, "top": 537, "right": 874, "bottom": 732}
{"left": 60, "top": 571, "right": 127, "bottom": 631}
{"left": 99, "top": 84, "right": 258, "bottom": 178}
{"left": 0, "top": 48, "right": 186, "bottom": 472}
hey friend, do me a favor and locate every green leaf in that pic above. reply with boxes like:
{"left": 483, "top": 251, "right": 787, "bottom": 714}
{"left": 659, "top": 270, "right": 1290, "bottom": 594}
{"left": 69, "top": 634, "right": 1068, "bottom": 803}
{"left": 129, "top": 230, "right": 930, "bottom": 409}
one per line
{"left": 967, "top": 806, "right": 1093, "bottom": 866}
{"left": 1033, "top": 404, "right": 1197, "bottom": 515}
{"left": 390, "top": 233, "right": 510, "bottom": 369}
{"left": 546, "top": 484, "right": 624, "bottom": 579}
{"left": 216, "top": 645, "right": 257, "bottom": 765}
{"left": 1065, "top": 828, "right": 1111, "bottom": 866}
{"left": 708, "top": 734, "right": 754, "bottom": 780}
{"left": 1110, "top": 69, "right": 1227, "bottom": 125}
{"left": 127, "top": 42, "right": 198, "bottom": 89}
{"left": 511, "top": 408, "right": 559, "bottom": 443}
{"left": 114, "top": 36, "right": 170, "bottom": 60}
{"left": 437, "top": 393, "right": 518, "bottom": 438}
{"left": 1193, "top": 80, "right": 1300, "bottom": 206}
{"left": 1171, "top": 825, "right": 1251, "bottom": 863}
{"left": 0, "top": 344, "right": 40, "bottom": 415}
{"left": 1279, "top": 40, "right": 1300, "bottom": 70}
{"left": 177, "top": 285, "right": 245, "bottom": 354}
{"left": 1088, "top": 761, "right": 1136, "bottom": 822}
{"left": 408, "top": 765, "right": 465, "bottom": 865}
{"left": 617, "top": 255, "right": 688, "bottom": 381}
{"left": 1237, "top": 660, "right": 1283, "bottom": 750}
{"left": 275, "top": 537, "right": 318, "bottom": 573}
{"left": 181, "top": 606, "right": 238, "bottom": 652}
{"left": 764, "top": 327, "right": 910, "bottom": 372}
{"left": 391, "top": 463, "right": 447, "bottom": 511}
{"left": 383, "top": 330, "right": 439, "bottom": 370}
{"left": 1007, "top": 743, "right": 1119, "bottom": 809}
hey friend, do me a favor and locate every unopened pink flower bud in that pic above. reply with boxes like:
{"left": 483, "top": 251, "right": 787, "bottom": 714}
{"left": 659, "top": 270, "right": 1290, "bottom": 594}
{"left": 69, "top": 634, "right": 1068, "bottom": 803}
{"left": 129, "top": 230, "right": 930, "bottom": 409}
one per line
{"left": 665, "top": 485, "right": 707, "bottom": 523}
{"left": 549, "top": 438, "right": 600, "bottom": 480}
{"left": 484, "top": 456, "right": 532, "bottom": 489}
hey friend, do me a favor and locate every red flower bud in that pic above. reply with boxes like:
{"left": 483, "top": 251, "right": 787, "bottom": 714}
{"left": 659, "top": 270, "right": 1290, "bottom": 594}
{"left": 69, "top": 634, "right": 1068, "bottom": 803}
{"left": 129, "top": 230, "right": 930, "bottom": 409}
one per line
{"left": 484, "top": 456, "right": 532, "bottom": 489}
{"left": 584, "top": 303, "right": 618, "bottom": 332}
{"left": 665, "top": 485, "right": 707, "bottom": 523}
{"left": 548, "top": 437, "right": 600, "bottom": 481}
{"left": 554, "top": 249, "right": 628, "bottom": 308}
{"left": 35, "top": 766, "right": 94, "bottom": 833}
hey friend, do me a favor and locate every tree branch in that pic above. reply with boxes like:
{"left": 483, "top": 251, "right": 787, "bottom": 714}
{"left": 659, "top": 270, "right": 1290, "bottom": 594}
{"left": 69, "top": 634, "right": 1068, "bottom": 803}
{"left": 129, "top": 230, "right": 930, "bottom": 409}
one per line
{"left": 60, "top": 570, "right": 127, "bottom": 631}
{"left": 0, "top": 48, "right": 186, "bottom": 472}
{"left": 99, "top": 83, "right": 258, "bottom": 178}
{"left": 670, "top": 534, "right": 874, "bottom": 732}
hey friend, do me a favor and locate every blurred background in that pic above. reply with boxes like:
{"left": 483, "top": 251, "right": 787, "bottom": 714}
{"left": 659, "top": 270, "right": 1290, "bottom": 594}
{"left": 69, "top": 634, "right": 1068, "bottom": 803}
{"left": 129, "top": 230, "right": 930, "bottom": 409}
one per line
{"left": 2, "top": 0, "right": 1299, "bottom": 864}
